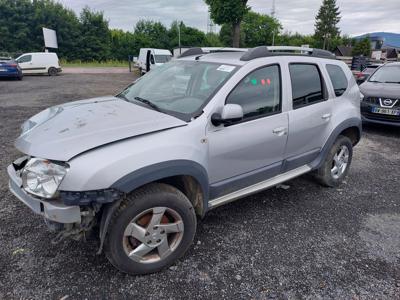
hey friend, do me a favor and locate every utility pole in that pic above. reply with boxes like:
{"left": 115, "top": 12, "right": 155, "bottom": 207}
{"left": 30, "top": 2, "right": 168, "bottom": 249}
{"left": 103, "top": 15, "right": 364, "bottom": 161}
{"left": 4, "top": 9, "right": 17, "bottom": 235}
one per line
{"left": 178, "top": 21, "right": 181, "bottom": 54}
{"left": 271, "top": 0, "right": 276, "bottom": 18}
{"left": 207, "top": 9, "right": 215, "bottom": 34}
{"left": 271, "top": 0, "right": 276, "bottom": 46}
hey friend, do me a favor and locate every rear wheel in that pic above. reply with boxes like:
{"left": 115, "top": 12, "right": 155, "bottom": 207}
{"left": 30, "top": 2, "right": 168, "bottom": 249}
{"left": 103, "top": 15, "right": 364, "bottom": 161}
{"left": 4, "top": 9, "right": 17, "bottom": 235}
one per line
{"left": 316, "top": 135, "right": 353, "bottom": 187}
{"left": 48, "top": 67, "right": 58, "bottom": 76}
{"left": 17, "top": 75, "right": 23, "bottom": 81}
{"left": 104, "top": 183, "right": 196, "bottom": 275}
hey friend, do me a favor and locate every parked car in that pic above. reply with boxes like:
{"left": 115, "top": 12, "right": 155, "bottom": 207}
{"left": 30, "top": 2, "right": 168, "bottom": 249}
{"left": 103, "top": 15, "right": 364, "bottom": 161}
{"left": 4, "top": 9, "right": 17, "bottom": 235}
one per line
{"left": 0, "top": 57, "right": 23, "bottom": 80}
{"left": 137, "top": 48, "right": 172, "bottom": 75}
{"left": 360, "top": 62, "right": 400, "bottom": 126}
{"left": 355, "top": 64, "right": 382, "bottom": 84}
{"left": 8, "top": 46, "right": 361, "bottom": 275}
{"left": 15, "top": 52, "right": 61, "bottom": 76}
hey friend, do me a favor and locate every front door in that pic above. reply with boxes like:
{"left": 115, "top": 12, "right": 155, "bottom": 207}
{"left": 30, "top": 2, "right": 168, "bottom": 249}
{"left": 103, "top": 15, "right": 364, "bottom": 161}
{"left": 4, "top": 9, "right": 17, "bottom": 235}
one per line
{"left": 207, "top": 64, "right": 288, "bottom": 198}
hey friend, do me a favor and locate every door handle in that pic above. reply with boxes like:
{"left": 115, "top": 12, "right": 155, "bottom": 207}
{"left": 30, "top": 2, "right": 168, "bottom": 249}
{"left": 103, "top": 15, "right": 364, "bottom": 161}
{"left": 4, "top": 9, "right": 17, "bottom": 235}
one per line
{"left": 272, "top": 127, "right": 287, "bottom": 136}
{"left": 321, "top": 113, "right": 332, "bottom": 120}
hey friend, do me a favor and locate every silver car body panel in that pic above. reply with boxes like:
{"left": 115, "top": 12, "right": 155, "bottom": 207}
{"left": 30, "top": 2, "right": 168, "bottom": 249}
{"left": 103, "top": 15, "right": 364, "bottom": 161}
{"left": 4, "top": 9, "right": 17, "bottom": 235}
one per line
{"left": 15, "top": 96, "right": 187, "bottom": 161}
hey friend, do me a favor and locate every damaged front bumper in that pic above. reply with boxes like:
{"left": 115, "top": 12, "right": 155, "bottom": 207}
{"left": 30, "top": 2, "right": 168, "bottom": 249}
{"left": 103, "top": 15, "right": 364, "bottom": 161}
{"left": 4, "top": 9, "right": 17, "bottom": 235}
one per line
{"left": 7, "top": 163, "right": 81, "bottom": 224}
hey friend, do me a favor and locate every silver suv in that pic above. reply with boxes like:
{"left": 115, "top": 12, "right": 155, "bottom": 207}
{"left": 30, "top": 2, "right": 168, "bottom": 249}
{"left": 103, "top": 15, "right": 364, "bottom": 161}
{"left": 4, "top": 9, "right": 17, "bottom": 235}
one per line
{"left": 7, "top": 46, "right": 361, "bottom": 274}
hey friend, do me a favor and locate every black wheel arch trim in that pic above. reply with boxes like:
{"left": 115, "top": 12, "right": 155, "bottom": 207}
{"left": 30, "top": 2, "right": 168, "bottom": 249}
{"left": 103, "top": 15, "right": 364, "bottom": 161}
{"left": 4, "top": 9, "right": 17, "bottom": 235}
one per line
{"left": 309, "top": 117, "right": 361, "bottom": 170}
{"left": 110, "top": 159, "right": 210, "bottom": 211}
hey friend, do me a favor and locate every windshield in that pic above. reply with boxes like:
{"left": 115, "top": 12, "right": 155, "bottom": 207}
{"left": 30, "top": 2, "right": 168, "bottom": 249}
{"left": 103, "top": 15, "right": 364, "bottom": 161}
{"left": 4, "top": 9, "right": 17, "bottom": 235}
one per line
{"left": 154, "top": 55, "right": 172, "bottom": 63}
{"left": 119, "top": 60, "right": 237, "bottom": 119}
{"left": 369, "top": 65, "right": 400, "bottom": 83}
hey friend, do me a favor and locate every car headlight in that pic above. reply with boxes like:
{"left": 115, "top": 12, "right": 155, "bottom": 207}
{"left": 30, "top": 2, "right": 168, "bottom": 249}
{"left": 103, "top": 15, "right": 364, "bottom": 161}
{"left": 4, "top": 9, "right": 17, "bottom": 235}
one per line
{"left": 21, "top": 158, "right": 69, "bottom": 199}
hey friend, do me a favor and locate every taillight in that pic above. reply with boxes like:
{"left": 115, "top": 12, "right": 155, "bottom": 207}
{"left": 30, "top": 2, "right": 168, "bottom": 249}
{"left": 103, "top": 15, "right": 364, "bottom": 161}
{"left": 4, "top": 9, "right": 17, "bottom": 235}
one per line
{"left": 8, "top": 63, "right": 17, "bottom": 67}
{"left": 357, "top": 73, "right": 363, "bottom": 78}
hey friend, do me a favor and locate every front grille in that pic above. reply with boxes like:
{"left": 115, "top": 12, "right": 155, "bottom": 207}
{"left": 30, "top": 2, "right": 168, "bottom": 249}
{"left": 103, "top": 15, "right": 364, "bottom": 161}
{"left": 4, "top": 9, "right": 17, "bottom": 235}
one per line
{"left": 362, "top": 111, "right": 400, "bottom": 122}
{"left": 364, "top": 97, "right": 400, "bottom": 107}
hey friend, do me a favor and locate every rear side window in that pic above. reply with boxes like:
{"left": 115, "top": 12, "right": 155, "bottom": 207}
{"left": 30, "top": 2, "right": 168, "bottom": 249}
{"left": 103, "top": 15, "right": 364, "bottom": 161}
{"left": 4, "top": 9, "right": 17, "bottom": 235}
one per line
{"left": 226, "top": 64, "right": 281, "bottom": 120}
{"left": 289, "top": 64, "right": 325, "bottom": 109}
{"left": 17, "top": 55, "right": 32, "bottom": 63}
{"left": 326, "top": 64, "right": 348, "bottom": 97}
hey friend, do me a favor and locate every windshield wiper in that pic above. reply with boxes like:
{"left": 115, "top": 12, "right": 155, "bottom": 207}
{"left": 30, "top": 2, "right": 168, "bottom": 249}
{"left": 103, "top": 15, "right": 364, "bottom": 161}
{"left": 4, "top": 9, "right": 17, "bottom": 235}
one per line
{"left": 384, "top": 81, "right": 400, "bottom": 84}
{"left": 134, "top": 96, "right": 161, "bottom": 111}
{"left": 368, "top": 80, "right": 383, "bottom": 83}
{"left": 116, "top": 93, "right": 129, "bottom": 101}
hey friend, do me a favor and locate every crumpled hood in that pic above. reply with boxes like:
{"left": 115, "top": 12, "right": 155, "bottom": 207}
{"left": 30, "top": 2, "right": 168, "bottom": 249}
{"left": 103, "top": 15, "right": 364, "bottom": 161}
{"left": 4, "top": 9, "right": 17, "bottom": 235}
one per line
{"left": 360, "top": 82, "right": 400, "bottom": 99}
{"left": 15, "top": 96, "right": 187, "bottom": 161}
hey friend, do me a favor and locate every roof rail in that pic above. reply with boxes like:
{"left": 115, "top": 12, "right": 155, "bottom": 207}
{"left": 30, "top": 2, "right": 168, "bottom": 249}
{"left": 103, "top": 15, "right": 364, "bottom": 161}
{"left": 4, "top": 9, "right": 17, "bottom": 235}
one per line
{"left": 240, "top": 46, "right": 336, "bottom": 61}
{"left": 178, "top": 47, "right": 204, "bottom": 58}
{"left": 178, "top": 47, "right": 247, "bottom": 58}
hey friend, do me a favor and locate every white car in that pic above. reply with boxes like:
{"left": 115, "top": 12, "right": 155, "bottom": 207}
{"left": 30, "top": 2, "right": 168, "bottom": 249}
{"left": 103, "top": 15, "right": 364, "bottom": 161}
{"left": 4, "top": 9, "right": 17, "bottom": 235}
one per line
{"left": 16, "top": 52, "right": 62, "bottom": 76}
{"left": 137, "top": 48, "right": 172, "bottom": 75}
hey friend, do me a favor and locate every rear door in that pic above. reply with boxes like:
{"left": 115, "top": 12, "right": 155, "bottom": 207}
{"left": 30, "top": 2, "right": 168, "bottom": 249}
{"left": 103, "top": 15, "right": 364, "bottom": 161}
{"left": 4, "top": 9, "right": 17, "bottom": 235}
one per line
{"left": 208, "top": 64, "right": 288, "bottom": 198}
{"left": 284, "top": 62, "right": 333, "bottom": 171}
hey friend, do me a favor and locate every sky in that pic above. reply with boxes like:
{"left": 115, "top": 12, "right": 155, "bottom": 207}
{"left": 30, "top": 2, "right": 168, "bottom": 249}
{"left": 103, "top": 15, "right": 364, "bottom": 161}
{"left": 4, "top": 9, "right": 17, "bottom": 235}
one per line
{"left": 60, "top": 0, "right": 400, "bottom": 36}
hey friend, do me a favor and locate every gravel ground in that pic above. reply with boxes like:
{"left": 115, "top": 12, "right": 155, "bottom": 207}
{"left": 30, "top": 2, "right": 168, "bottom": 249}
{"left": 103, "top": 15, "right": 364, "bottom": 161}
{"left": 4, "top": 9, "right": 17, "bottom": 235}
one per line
{"left": 0, "top": 74, "right": 399, "bottom": 299}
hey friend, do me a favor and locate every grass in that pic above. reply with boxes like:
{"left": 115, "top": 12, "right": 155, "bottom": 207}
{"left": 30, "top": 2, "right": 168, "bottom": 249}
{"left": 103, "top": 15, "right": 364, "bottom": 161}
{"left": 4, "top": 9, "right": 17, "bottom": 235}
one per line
{"left": 60, "top": 59, "right": 128, "bottom": 68}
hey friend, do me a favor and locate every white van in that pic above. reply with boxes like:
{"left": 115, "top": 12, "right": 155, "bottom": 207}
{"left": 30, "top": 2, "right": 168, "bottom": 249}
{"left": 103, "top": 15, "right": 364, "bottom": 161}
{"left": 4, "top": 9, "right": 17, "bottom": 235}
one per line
{"left": 137, "top": 48, "right": 172, "bottom": 75}
{"left": 16, "top": 52, "right": 61, "bottom": 76}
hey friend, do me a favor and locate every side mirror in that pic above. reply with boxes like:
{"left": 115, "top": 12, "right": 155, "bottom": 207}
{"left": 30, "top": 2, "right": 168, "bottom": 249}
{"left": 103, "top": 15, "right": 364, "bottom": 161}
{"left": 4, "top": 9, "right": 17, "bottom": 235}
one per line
{"left": 211, "top": 104, "right": 243, "bottom": 126}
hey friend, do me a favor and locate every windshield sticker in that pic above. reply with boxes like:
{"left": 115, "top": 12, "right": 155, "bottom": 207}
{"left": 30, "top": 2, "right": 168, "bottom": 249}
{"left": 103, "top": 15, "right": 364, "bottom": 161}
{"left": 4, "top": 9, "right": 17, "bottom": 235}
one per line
{"left": 217, "top": 65, "right": 236, "bottom": 72}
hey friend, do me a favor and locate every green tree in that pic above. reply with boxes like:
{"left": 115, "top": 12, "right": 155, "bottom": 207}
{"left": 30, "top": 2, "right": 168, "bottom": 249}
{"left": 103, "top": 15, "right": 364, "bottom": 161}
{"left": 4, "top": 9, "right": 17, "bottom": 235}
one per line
{"left": 275, "top": 32, "right": 316, "bottom": 48}
{"left": 314, "top": 0, "right": 341, "bottom": 50}
{"left": 168, "top": 21, "right": 207, "bottom": 49}
{"left": 134, "top": 20, "right": 169, "bottom": 51}
{"left": 241, "top": 11, "right": 281, "bottom": 47}
{"left": 352, "top": 37, "right": 371, "bottom": 56}
{"left": 110, "top": 29, "right": 136, "bottom": 60}
{"left": 205, "top": 0, "right": 249, "bottom": 47}
{"left": 79, "top": 7, "right": 111, "bottom": 61}
{"left": 0, "top": 0, "right": 82, "bottom": 59}
{"left": 204, "top": 32, "right": 223, "bottom": 47}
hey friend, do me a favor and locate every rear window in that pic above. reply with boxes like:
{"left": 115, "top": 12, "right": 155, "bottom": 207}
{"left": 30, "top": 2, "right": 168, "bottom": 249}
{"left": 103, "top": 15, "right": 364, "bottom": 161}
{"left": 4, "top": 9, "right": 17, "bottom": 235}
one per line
{"left": 326, "top": 64, "right": 348, "bottom": 97}
{"left": 289, "top": 64, "right": 325, "bottom": 109}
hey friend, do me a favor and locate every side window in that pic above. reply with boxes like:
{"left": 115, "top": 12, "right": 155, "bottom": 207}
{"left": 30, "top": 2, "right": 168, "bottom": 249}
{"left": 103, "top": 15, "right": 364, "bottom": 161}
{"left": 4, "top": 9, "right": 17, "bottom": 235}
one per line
{"left": 226, "top": 65, "right": 281, "bottom": 120}
{"left": 17, "top": 55, "right": 32, "bottom": 63}
{"left": 326, "top": 64, "right": 348, "bottom": 97}
{"left": 289, "top": 64, "right": 325, "bottom": 109}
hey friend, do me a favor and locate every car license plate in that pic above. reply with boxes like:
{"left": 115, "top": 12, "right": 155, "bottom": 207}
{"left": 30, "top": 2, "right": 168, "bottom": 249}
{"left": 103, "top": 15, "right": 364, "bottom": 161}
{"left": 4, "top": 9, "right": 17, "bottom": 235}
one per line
{"left": 0, "top": 68, "right": 6, "bottom": 72}
{"left": 372, "top": 107, "right": 400, "bottom": 116}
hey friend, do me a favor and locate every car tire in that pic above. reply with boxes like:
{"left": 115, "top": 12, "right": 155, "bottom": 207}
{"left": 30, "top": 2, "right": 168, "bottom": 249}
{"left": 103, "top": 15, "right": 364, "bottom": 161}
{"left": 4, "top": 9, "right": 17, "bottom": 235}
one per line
{"left": 17, "top": 75, "right": 23, "bottom": 81}
{"left": 48, "top": 67, "right": 58, "bottom": 76}
{"left": 316, "top": 135, "right": 353, "bottom": 187}
{"left": 104, "top": 183, "right": 196, "bottom": 275}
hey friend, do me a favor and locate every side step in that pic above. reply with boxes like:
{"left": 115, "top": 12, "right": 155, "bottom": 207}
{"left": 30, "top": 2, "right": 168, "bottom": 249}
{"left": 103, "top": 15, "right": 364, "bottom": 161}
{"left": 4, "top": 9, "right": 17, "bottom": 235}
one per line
{"left": 208, "top": 165, "right": 311, "bottom": 209}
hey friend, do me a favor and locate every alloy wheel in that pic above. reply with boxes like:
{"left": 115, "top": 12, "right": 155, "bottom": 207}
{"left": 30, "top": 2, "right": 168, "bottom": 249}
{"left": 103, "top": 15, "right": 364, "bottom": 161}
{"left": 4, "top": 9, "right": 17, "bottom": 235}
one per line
{"left": 122, "top": 207, "right": 184, "bottom": 264}
{"left": 331, "top": 145, "right": 349, "bottom": 180}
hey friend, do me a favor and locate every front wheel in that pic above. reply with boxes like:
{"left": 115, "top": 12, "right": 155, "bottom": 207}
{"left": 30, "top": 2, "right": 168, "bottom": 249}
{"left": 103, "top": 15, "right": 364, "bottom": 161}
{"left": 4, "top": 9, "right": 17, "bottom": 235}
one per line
{"left": 316, "top": 135, "right": 353, "bottom": 187}
{"left": 104, "top": 183, "right": 196, "bottom": 275}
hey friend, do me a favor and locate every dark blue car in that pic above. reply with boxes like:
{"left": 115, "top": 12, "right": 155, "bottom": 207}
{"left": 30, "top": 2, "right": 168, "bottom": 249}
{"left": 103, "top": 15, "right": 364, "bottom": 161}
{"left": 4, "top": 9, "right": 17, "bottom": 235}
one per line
{"left": 0, "top": 57, "right": 23, "bottom": 80}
